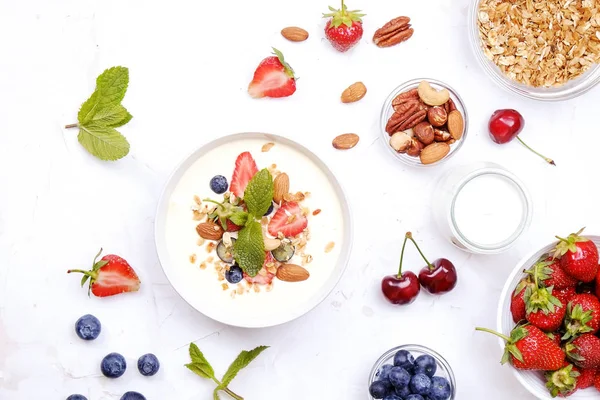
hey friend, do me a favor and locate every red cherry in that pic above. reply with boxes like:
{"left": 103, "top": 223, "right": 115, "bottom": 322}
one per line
{"left": 418, "top": 258, "right": 458, "bottom": 295}
{"left": 382, "top": 272, "right": 421, "bottom": 305}
{"left": 488, "top": 109, "right": 555, "bottom": 166}
{"left": 489, "top": 109, "right": 524, "bottom": 144}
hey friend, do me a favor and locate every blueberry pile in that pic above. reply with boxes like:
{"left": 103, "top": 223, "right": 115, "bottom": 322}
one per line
{"left": 369, "top": 350, "right": 452, "bottom": 400}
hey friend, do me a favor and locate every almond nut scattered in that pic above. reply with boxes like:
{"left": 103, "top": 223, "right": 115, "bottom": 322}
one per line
{"left": 276, "top": 264, "right": 310, "bottom": 282}
{"left": 420, "top": 142, "right": 450, "bottom": 165}
{"left": 373, "top": 16, "right": 414, "bottom": 48}
{"left": 332, "top": 133, "right": 360, "bottom": 150}
{"left": 447, "top": 110, "right": 464, "bottom": 140}
{"left": 196, "top": 222, "right": 224, "bottom": 240}
{"left": 273, "top": 173, "right": 290, "bottom": 204}
{"left": 325, "top": 242, "right": 335, "bottom": 253}
{"left": 261, "top": 142, "right": 275, "bottom": 152}
{"left": 312, "top": 209, "right": 322, "bottom": 216}
{"left": 281, "top": 26, "right": 309, "bottom": 42}
{"left": 341, "top": 82, "right": 367, "bottom": 103}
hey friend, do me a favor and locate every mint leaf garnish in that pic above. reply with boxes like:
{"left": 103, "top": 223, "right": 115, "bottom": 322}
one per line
{"left": 234, "top": 220, "right": 265, "bottom": 277}
{"left": 229, "top": 211, "right": 249, "bottom": 227}
{"left": 67, "top": 66, "right": 133, "bottom": 161}
{"left": 243, "top": 169, "right": 274, "bottom": 217}
{"left": 185, "top": 343, "right": 268, "bottom": 400}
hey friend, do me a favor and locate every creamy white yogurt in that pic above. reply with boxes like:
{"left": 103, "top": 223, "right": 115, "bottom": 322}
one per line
{"left": 163, "top": 137, "right": 345, "bottom": 322}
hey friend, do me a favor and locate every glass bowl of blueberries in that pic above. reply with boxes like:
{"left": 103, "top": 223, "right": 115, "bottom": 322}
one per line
{"left": 368, "top": 344, "right": 456, "bottom": 400}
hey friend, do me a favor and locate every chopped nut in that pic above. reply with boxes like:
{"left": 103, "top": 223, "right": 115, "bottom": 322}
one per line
{"left": 304, "top": 192, "right": 311, "bottom": 198}
{"left": 218, "top": 273, "right": 225, "bottom": 281}
{"left": 253, "top": 284, "right": 260, "bottom": 293}
{"left": 236, "top": 285, "right": 245, "bottom": 295}
{"left": 189, "top": 254, "right": 197, "bottom": 264}
{"left": 206, "top": 242, "right": 216, "bottom": 253}
{"left": 206, "top": 256, "right": 214, "bottom": 263}
{"left": 301, "top": 207, "right": 310, "bottom": 216}
{"left": 193, "top": 195, "right": 202, "bottom": 205}
{"left": 312, "top": 209, "right": 322, "bottom": 216}
{"left": 262, "top": 142, "right": 275, "bottom": 152}
{"left": 200, "top": 262, "right": 207, "bottom": 270}
{"left": 230, "top": 290, "right": 236, "bottom": 298}
{"left": 221, "top": 283, "right": 229, "bottom": 291}
{"left": 266, "top": 283, "right": 273, "bottom": 292}
{"left": 325, "top": 242, "right": 335, "bottom": 253}
{"left": 223, "top": 232, "right": 232, "bottom": 247}
{"left": 284, "top": 192, "right": 305, "bottom": 202}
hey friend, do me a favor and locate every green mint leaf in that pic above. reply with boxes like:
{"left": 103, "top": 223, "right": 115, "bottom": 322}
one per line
{"left": 186, "top": 343, "right": 215, "bottom": 379}
{"left": 185, "top": 363, "right": 215, "bottom": 380}
{"left": 234, "top": 220, "right": 265, "bottom": 277}
{"left": 77, "top": 124, "right": 130, "bottom": 161}
{"left": 78, "top": 90, "right": 100, "bottom": 125}
{"left": 219, "top": 346, "right": 269, "bottom": 389}
{"left": 94, "top": 66, "right": 130, "bottom": 111}
{"left": 243, "top": 169, "right": 273, "bottom": 217}
{"left": 229, "top": 211, "right": 249, "bottom": 227}
{"left": 89, "top": 104, "right": 132, "bottom": 127}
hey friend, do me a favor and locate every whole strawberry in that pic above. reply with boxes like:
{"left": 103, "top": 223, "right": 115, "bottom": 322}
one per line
{"left": 68, "top": 249, "right": 141, "bottom": 297}
{"left": 527, "top": 258, "right": 578, "bottom": 290}
{"left": 322, "top": 0, "right": 365, "bottom": 52}
{"left": 596, "top": 269, "right": 600, "bottom": 299}
{"left": 595, "top": 371, "right": 600, "bottom": 391}
{"left": 545, "top": 362, "right": 579, "bottom": 397}
{"left": 524, "top": 283, "right": 565, "bottom": 332}
{"left": 554, "top": 228, "right": 599, "bottom": 283}
{"left": 574, "top": 366, "right": 597, "bottom": 390}
{"left": 563, "top": 293, "right": 600, "bottom": 340}
{"left": 476, "top": 325, "right": 565, "bottom": 371}
{"left": 511, "top": 277, "right": 535, "bottom": 323}
{"left": 565, "top": 333, "right": 600, "bottom": 369}
{"left": 555, "top": 286, "right": 577, "bottom": 305}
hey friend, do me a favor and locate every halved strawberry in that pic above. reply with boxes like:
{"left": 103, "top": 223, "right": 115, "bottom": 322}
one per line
{"left": 68, "top": 249, "right": 141, "bottom": 297}
{"left": 244, "top": 252, "right": 277, "bottom": 285}
{"left": 248, "top": 48, "right": 296, "bottom": 99}
{"left": 226, "top": 220, "right": 242, "bottom": 232}
{"left": 230, "top": 152, "right": 258, "bottom": 198}
{"left": 268, "top": 202, "right": 308, "bottom": 238}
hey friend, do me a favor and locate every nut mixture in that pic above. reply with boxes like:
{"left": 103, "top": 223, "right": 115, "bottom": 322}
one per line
{"left": 478, "top": 0, "right": 600, "bottom": 87}
{"left": 385, "top": 80, "right": 465, "bottom": 165}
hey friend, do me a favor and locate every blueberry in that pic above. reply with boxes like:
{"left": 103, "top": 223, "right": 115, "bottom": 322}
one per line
{"left": 409, "top": 373, "right": 432, "bottom": 395}
{"left": 395, "top": 385, "right": 411, "bottom": 397}
{"left": 414, "top": 355, "right": 437, "bottom": 377}
{"left": 369, "top": 380, "right": 391, "bottom": 399}
{"left": 101, "top": 352, "right": 127, "bottom": 378}
{"left": 264, "top": 202, "right": 274, "bottom": 216}
{"left": 137, "top": 353, "right": 160, "bottom": 376}
{"left": 225, "top": 265, "right": 243, "bottom": 284}
{"left": 384, "top": 395, "right": 403, "bottom": 400}
{"left": 405, "top": 395, "right": 425, "bottom": 400}
{"left": 120, "top": 392, "right": 146, "bottom": 400}
{"left": 389, "top": 367, "right": 411, "bottom": 388}
{"left": 428, "top": 376, "right": 451, "bottom": 400}
{"left": 376, "top": 364, "right": 394, "bottom": 381}
{"left": 74, "top": 314, "right": 101, "bottom": 341}
{"left": 66, "top": 396, "right": 87, "bottom": 400}
{"left": 394, "top": 350, "right": 415, "bottom": 373}
{"left": 210, "top": 175, "right": 228, "bottom": 194}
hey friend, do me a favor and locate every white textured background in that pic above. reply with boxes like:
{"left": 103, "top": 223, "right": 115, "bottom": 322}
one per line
{"left": 1, "top": 0, "right": 600, "bottom": 399}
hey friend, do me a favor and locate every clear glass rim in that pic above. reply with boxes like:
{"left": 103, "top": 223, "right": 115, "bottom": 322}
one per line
{"left": 468, "top": 0, "right": 600, "bottom": 101}
{"left": 449, "top": 168, "right": 532, "bottom": 253}
{"left": 367, "top": 344, "right": 457, "bottom": 400}
{"left": 379, "top": 78, "right": 469, "bottom": 168}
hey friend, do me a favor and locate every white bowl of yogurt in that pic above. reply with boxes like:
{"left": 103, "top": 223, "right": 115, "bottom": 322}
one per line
{"left": 155, "top": 133, "right": 353, "bottom": 328}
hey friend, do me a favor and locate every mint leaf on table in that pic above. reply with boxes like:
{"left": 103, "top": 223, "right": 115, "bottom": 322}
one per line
{"left": 234, "top": 220, "right": 265, "bottom": 277}
{"left": 185, "top": 343, "right": 268, "bottom": 400}
{"left": 243, "top": 169, "right": 274, "bottom": 217}
{"left": 66, "top": 66, "right": 133, "bottom": 161}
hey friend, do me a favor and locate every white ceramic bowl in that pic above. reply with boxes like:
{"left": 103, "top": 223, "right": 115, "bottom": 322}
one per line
{"left": 497, "top": 235, "right": 600, "bottom": 399}
{"left": 155, "top": 133, "right": 353, "bottom": 328}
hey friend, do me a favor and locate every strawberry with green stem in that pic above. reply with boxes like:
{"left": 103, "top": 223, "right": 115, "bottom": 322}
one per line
{"left": 563, "top": 293, "right": 600, "bottom": 340}
{"left": 322, "top": 0, "right": 365, "bottom": 52}
{"left": 525, "top": 257, "right": 578, "bottom": 290}
{"left": 475, "top": 324, "right": 565, "bottom": 370}
{"left": 511, "top": 277, "right": 535, "bottom": 323}
{"left": 553, "top": 228, "right": 599, "bottom": 283}
{"left": 565, "top": 333, "right": 600, "bottom": 369}
{"left": 545, "top": 362, "right": 580, "bottom": 398}
{"left": 524, "top": 265, "right": 565, "bottom": 332}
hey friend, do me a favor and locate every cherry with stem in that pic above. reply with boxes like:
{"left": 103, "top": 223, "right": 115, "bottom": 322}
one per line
{"left": 381, "top": 232, "right": 421, "bottom": 305}
{"left": 408, "top": 233, "right": 458, "bottom": 295}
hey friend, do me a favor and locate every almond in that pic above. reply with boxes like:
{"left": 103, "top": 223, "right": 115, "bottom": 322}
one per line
{"left": 341, "top": 82, "right": 367, "bottom": 103}
{"left": 281, "top": 27, "right": 309, "bottom": 42}
{"left": 276, "top": 264, "right": 310, "bottom": 282}
{"left": 332, "top": 133, "right": 360, "bottom": 150}
{"left": 196, "top": 222, "right": 224, "bottom": 240}
{"left": 447, "top": 110, "right": 464, "bottom": 140}
{"left": 419, "top": 142, "right": 450, "bottom": 165}
{"left": 273, "top": 173, "right": 290, "bottom": 204}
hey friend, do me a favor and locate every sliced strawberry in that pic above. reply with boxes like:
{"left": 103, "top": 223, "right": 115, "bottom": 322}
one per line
{"left": 229, "top": 152, "right": 258, "bottom": 198}
{"left": 68, "top": 249, "right": 141, "bottom": 297}
{"left": 268, "top": 202, "right": 308, "bottom": 238}
{"left": 244, "top": 252, "right": 276, "bottom": 285}
{"left": 248, "top": 48, "right": 296, "bottom": 99}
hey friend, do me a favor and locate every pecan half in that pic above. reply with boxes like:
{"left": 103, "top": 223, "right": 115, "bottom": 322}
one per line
{"left": 392, "top": 88, "right": 419, "bottom": 110}
{"left": 444, "top": 98, "right": 457, "bottom": 113}
{"left": 373, "top": 16, "right": 414, "bottom": 48}
{"left": 397, "top": 110, "right": 427, "bottom": 131}
{"left": 386, "top": 100, "right": 419, "bottom": 134}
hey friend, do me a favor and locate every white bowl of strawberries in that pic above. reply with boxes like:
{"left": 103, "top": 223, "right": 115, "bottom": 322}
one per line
{"left": 482, "top": 230, "right": 600, "bottom": 399}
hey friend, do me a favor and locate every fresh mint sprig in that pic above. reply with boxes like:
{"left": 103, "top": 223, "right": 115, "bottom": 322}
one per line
{"left": 232, "top": 169, "right": 274, "bottom": 277}
{"left": 185, "top": 343, "right": 269, "bottom": 400}
{"left": 65, "top": 66, "right": 133, "bottom": 161}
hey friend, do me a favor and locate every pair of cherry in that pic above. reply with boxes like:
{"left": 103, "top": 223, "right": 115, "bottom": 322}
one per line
{"left": 381, "top": 232, "right": 458, "bottom": 305}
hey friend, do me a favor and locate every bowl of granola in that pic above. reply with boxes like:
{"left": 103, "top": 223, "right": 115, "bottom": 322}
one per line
{"left": 469, "top": 0, "right": 600, "bottom": 101}
{"left": 155, "top": 133, "right": 352, "bottom": 328}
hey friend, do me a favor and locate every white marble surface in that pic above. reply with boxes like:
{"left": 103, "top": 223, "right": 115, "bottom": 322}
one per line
{"left": 2, "top": 0, "right": 600, "bottom": 399}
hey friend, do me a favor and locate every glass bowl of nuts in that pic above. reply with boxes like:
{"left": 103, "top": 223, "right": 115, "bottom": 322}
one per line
{"left": 380, "top": 78, "right": 468, "bottom": 167}
{"left": 469, "top": 0, "right": 600, "bottom": 101}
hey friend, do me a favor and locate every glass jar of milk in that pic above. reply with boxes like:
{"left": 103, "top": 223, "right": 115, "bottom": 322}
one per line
{"left": 432, "top": 162, "right": 532, "bottom": 254}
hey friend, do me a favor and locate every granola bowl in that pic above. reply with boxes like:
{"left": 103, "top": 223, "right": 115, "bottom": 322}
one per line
{"left": 469, "top": 0, "right": 600, "bottom": 101}
{"left": 380, "top": 78, "right": 468, "bottom": 168}
{"left": 155, "top": 133, "right": 353, "bottom": 328}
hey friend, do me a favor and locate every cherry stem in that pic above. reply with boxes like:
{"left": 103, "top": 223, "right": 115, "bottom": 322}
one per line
{"left": 397, "top": 233, "right": 410, "bottom": 278}
{"left": 406, "top": 233, "right": 433, "bottom": 270}
{"left": 65, "top": 123, "right": 78, "bottom": 129}
{"left": 516, "top": 136, "right": 555, "bottom": 166}
{"left": 475, "top": 327, "right": 511, "bottom": 342}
